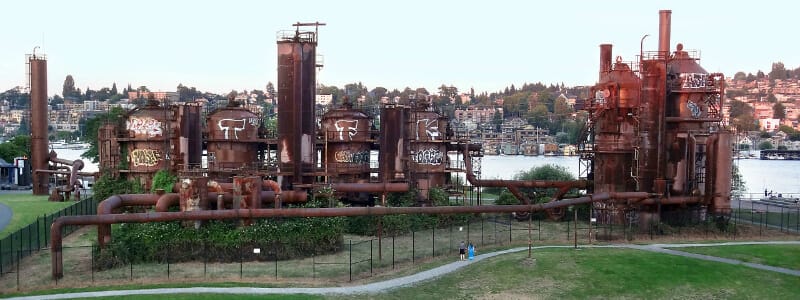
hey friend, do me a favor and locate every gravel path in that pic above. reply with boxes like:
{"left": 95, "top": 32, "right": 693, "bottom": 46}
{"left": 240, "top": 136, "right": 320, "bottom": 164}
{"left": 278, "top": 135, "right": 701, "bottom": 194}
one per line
{"left": 7, "top": 241, "right": 800, "bottom": 300}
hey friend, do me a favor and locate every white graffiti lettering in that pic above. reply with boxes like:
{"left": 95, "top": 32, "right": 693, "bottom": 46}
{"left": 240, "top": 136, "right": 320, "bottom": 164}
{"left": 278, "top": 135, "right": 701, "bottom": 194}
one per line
{"left": 130, "top": 149, "right": 161, "bottom": 167}
{"left": 680, "top": 73, "right": 708, "bottom": 89}
{"left": 687, "top": 101, "right": 701, "bottom": 118}
{"left": 218, "top": 118, "right": 247, "bottom": 139}
{"left": 416, "top": 118, "right": 440, "bottom": 140}
{"left": 334, "top": 150, "right": 370, "bottom": 164}
{"left": 411, "top": 148, "right": 443, "bottom": 165}
{"left": 334, "top": 119, "right": 359, "bottom": 141}
{"left": 126, "top": 117, "right": 163, "bottom": 137}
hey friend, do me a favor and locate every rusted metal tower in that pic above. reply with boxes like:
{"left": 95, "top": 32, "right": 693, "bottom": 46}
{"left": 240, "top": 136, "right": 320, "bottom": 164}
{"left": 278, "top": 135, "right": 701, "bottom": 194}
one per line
{"left": 28, "top": 50, "right": 49, "bottom": 195}
{"left": 276, "top": 22, "right": 325, "bottom": 191}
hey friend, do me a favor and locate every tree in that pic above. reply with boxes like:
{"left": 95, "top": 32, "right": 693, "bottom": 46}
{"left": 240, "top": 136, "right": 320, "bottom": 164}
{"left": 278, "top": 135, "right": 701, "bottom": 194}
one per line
{"left": 81, "top": 107, "right": 127, "bottom": 163}
{"left": 733, "top": 72, "right": 747, "bottom": 81}
{"left": 758, "top": 141, "right": 773, "bottom": 150}
{"left": 110, "top": 82, "right": 118, "bottom": 95}
{"left": 773, "top": 102, "right": 786, "bottom": 120}
{"left": 62, "top": 75, "right": 76, "bottom": 98}
{"left": 0, "top": 136, "right": 30, "bottom": 162}
{"left": 769, "top": 62, "right": 787, "bottom": 80}
{"left": 756, "top": 70, "right": 765, "bottom": 79}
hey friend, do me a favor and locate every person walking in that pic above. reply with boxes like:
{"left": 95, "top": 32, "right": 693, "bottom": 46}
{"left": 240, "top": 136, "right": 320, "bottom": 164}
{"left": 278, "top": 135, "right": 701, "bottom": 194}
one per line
{"left": 459, "top": 241, "right": 466, "bottom": 261}
{"left": 468, "top": 242, "right": 476, "bottom": 260}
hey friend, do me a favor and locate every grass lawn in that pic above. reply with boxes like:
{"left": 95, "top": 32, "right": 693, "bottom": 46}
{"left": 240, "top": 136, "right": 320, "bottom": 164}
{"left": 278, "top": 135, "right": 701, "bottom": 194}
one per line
{"left": 674, "top": 244, "right": 800, "bottom": 270}
{"left": 5, "top": 245, "right": 800, "bottom": 299}
{"left": 0, "top": 193, "right": 73, "bottom": 238}
{"left": 366, "top": 247, "right": 800, "bottom": 299}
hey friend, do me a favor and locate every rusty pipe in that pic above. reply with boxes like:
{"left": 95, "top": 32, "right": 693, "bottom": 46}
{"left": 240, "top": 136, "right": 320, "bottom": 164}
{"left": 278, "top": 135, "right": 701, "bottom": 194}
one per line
{"left": 462, "top": 147, "right": 587, "bottom": 204}
{"left": 329, "top": 182, "right": 409, "bottom": 193}
{"left": 659, "top": 10, "right": 672, "bottom": 56}
{"left": 97, "top": 194, "right": 161, "bottom": 247}
{"left": 34, "top": 169, "right": 96, "bottom": 177}
{"left": 154, "top": 193, "right": 180, "bottom": 212}
{"left": 636, "top": 196, "right": 703, "bottom": 206}
{"left": 53, "top": 191, "right": 649, "bottom": 278}
{"left": 600, "top": 44, "right": 613, "bottom": 75}
{"left": 154, "top": 190, "right": 307, "bottom": 212}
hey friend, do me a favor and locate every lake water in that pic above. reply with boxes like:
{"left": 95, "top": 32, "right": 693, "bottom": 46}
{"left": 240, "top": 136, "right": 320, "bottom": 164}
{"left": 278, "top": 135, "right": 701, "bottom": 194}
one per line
{"left": 54, "top": 148, "right": 800, "bottom": 196}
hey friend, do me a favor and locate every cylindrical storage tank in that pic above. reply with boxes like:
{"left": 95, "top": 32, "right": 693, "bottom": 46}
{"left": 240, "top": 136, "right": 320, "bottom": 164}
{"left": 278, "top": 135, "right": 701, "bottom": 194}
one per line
{"left": 321, "top": 104, "right": 372, "bottom": 182}
{"left": 124, "top": 102, "right": 170, "bottom": 189}
{"left": 711, "top": 131, "right": 732, "bottom": 213}
{"left": 29, "top": 55, "right": 49, "bottom": 195}
{"left": 638, "top": 59, "right": 667, "bottom": 194}
{"left": 379, "top": 105, "right": 409, "bottom": 182}
{"left": 408, "top": 108, "right": 448, "bottom": 201}
{"left": 277, "top": 30, "right": 317, "bottom": 190}
{"left": 206, "top": 104, "right": 261, "bottom": 172}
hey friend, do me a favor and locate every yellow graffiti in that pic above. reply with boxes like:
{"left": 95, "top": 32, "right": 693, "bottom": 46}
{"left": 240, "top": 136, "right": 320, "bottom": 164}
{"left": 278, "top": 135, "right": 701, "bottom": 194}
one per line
{"left": 130, "top": 149, "right": 161, "bottom": 167}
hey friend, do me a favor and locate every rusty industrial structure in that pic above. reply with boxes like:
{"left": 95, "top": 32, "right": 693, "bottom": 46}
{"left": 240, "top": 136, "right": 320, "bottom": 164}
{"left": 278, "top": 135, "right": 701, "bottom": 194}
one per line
{"left": 42, "top": 12, "right": 734, "bottom": 279}
{"left": 27, "top": 50, "right": 90, "bottom": 201}
{"left": 579, "top": 10, "right": 731, "bottom": 227}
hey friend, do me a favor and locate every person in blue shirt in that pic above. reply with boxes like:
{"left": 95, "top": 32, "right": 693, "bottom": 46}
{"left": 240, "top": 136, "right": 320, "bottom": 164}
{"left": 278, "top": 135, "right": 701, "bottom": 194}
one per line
{"left": 468, "top": 242, "right": 476, "bottom": 260}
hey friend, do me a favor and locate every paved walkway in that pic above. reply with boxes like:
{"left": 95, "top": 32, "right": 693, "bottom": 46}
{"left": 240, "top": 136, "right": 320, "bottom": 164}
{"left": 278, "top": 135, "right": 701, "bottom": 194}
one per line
{"left": 0, "top": 202, "right": 12, "bottom": 233}
{"left": 7, "top": 241, "right": 800, "bottom": 300}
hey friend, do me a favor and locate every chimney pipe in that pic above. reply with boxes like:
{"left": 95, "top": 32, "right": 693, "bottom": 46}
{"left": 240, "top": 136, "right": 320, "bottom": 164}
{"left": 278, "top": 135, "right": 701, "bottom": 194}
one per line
{"left": 599, "top": 44, "right": 613, "bottom": 76}
{"left": 658, "top": 10, "right": 672, "bottom": 56}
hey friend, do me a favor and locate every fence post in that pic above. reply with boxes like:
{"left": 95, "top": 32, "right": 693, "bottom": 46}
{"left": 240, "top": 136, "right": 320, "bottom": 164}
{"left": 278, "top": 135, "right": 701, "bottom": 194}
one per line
{"left": 130, "top": 260, "right": 133, "bottom": 281}
{"left": 91, "top": 245, "right": 95, "bottom": 283}
{"left": 16, "top": 249, "right": 20, "bottom": 291}
{"left": 508, "top": 215, "right": 512, "bottom": 243}
{"left": 370, "top": 239, "right": 373, "bottom": 276}
{"left": 274, "top": 243, "right": 278, "bottom": 279}
{"left": 36, "top": 217, "right": 40, "bottom": 251}
{"left": 481, "top": 216, "right": 484, "bottom": 246}
{"left": 1, "top": 238, "right": 4, "bottom": 274}
{"left": 538, "top": 218, "right": 541, "bottom": 241}
{"left": 167, "top": 243, "right": 171, "bottom": 280}
{"left": 412, "top": 230, "right": 415, "bottom": 263}
{"left": 392, "top": 235, "right": 395, "bottom": 270}
{"left": 349, "top": 239, "right": 352, "bottom": 281}
{"left": 27, "top": 223, "right": 32, "bottom": 256}
{"left": 432, "top": 226, "right": 435, "bottom": 257}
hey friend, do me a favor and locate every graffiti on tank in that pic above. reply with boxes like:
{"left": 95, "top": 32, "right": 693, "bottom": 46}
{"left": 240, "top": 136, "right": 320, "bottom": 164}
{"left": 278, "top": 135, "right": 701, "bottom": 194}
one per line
{"left": 126, "top": 117, "right": 163, "bottom": 137}
{"left": 680, "top": 73, "right": 708, "bottom": 89}
{"left": 334, "top": 119, "right": 359, "bottom": 141}
{"left": 411, "top": 148, "right": 443, "bottom": 165}
{"left": 334, "top": 150, "right": 370, "bottom": 164}
{"left": 248, "top": 117, "right": 260, "bottom": 127}
{"left": 217, "top": 118, "right": 247, "bottom": 139}
{"left": 416, "top": 119, "right": 440, "bottom": 140}
{"left": 130, "top": 149, "right": 161, "bottom": 167}
{"left": 687, "top": 101, "right": 702, "bottom": 118}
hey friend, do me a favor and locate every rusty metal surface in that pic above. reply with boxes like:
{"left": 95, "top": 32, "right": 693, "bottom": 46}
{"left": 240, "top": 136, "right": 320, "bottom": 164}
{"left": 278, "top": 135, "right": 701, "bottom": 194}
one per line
{"left": 29, "top": 55, "right": 49, "bottom": 195}
{"left": 206, "top": 104, "right": 261, "bottom": 171}
{"left": 277, "top": 26, "right": 319, "bottom": 189}
{"left": 659, "top": 10, "right": 671, "bottom": 55}
{"left": 52, "top": 191, "right": 650, "bottom": 278}
{"left": 322, "top": 101, "right": 373, "bottom": 180}
{"left": 96, "top": 194, "right": 161, "bottom": 247}
{"left": 379, "top": 105, "right": 408, "bottom": 182}
{"left": 329, "top": 183, "right": 409, "bottom": 193}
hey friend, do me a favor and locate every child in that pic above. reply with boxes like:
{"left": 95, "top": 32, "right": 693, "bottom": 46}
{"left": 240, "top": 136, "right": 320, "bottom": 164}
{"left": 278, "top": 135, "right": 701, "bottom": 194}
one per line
{"left": 468, "top": 243, "right": 476, "bottom": 260}
{"left": 459, "top": 241, "right": 466, "bottom": 261}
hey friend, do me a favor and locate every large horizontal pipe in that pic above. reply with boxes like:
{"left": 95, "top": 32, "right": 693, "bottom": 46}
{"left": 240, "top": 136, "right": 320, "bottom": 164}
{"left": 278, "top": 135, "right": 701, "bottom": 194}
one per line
{"left": 53, "top": 192, "right": 650, "bottom": 278}
{"left": 461, "top": 147, "right": 587, "bottom": 204}
{"left": 637, "top": 196, "right": 703, "bottom": 205}
{"left": 34, "top": 169, "right": 96, "bottom": 177}
{"left": 329, "top": 183, "right": 410, "bottom": 193}
{"left": 97, "top": 194, "right": 161, "bottom": 247}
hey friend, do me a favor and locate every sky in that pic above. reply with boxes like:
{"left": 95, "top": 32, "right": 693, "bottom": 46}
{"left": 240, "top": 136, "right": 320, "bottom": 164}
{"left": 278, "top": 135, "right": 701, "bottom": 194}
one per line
{"left": 0, "top": 0, "right": 797, "bottom": 98}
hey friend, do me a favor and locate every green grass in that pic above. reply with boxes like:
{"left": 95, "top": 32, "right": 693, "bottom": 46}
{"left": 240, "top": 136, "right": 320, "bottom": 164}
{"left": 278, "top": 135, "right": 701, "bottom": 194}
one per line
{"left": 83, "top": 295, "right": 321, "bottom": 300}
{"left": 367, "top": 247, "right": 800, "bottom": 299}
{"left": 674, "top": 244, "right": 800, "bottom": 270}
{"left": 0, "top": 193, "right": 73, "bottom": 238}
{"left": 733, "top": 209, "right": 800, "bottom": 230}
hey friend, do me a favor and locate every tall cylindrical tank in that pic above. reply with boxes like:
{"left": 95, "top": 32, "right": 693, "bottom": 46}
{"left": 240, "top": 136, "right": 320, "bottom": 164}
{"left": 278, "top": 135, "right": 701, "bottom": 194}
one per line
{"left": 321, "top": 102, "right": 372, "bottom": 183}
{"left": 206, "top": 102, "right": 261, "bottom": 173}
{"left": 123, "top": 101, "right": 170, "bottom": 189}
{"left": 379, "top": 105, "right": 409, "bottom": 182}
{"left": 408, "top": 103, "right": 450, "bottom": 202}
{"left": 277, "top": 28, "right": 318, "bottom": 190}
{"left": 29, "top": 55, "right": 49, "bottom": 195}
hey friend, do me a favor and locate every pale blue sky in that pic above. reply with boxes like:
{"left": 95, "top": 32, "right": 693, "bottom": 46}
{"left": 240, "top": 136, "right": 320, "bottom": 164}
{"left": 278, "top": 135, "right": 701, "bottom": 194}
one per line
{"left": 0, "top": 0, "right": 796, "bottom": 97}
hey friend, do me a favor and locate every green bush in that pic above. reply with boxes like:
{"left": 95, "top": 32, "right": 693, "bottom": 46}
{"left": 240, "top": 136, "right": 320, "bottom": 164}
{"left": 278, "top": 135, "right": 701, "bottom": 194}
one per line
{"left": 92, "top": 174, "right": 143, "bottom": 201}
{"left": 150, "top": 169, "right": 177, "bottom": 193}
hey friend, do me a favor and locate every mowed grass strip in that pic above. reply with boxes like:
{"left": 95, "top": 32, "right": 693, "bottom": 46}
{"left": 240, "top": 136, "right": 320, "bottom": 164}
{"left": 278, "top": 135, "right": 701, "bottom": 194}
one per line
{"left": 673, "top": 244, "right": 800, "bottom": 270}
{"left": 365, "top": 247, "right": 800, "bottom": 299}
{"left": 0, "top": 193, "right": 72, "bottom": 238}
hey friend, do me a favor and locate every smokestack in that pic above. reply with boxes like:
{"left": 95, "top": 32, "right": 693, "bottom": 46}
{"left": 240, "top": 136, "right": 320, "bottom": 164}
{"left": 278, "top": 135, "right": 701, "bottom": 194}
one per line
{"left": 29, "top": 53, "right": 49, "bottom": 195}
{"left": 599, "top": 44, "right": 613, "bottom": 76}
{"left": 658, "top": 10, "right": 672, "bottom": 56}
